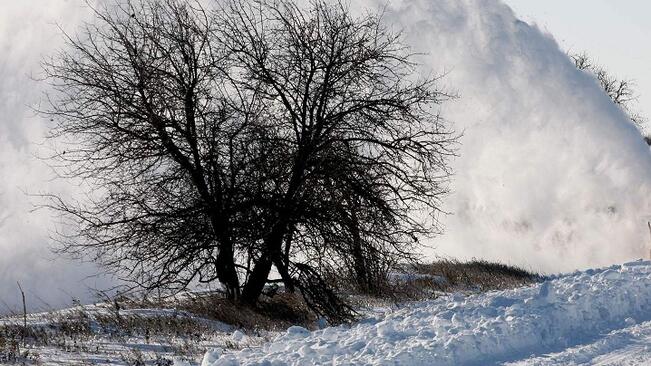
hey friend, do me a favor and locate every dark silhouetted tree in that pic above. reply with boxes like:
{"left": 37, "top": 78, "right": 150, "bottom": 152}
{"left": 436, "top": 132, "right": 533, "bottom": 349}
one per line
{"left": 44, "top": 0, "right": 455, "bottom": 322}
{"left": 572, "top": 53, "right": 648, "bottom": 133}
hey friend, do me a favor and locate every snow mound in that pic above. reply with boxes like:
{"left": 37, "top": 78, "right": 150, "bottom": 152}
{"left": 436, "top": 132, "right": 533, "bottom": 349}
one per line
{"left": 203, "top": 260, "right": 651, "bottom": 365}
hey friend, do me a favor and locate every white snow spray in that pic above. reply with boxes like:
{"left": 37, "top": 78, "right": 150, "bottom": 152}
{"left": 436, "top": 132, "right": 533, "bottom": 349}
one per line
{"left": 0, "top": 1, "right": 110, "bottom": 312}
{"left": 357, "top": 0, "right": 651, "bottom": 272}
{"left": 1, "top": 0, "right": 650, "bottom": 311}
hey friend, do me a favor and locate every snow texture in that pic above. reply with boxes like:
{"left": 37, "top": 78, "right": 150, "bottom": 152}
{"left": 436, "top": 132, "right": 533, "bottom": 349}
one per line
{"left": 506, "top": 320, "right": 651, "bottom": 365}
{"left": 202, "top": 260, "right": 651, "bottom": 365}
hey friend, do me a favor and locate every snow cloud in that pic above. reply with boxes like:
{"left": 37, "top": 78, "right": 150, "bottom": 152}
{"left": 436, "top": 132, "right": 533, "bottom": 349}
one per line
{"left": 1, "top": 0, "right": 650, "bottom": 310}
{"left": 361, "top": 0, "right": 651, "bottom": 272}
{"left": 0, "top": 1, "right": 111, "bottom": 312}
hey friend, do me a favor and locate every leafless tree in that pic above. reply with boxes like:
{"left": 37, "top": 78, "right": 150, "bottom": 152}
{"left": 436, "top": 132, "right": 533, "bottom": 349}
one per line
{"left": 44, "top": 0, "right": 251, "bottom": 301}
{"left": 572, "top": 53, "right": 647, "bottom": 129}
{"left": 43, "top": 0, "right": 455, "bottom": 322}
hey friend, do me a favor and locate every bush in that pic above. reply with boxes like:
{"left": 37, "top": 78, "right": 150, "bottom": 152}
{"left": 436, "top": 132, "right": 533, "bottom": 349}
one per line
{"left": 414, "top": 259, "right": 543, "bottom": 292}
{"left": 172, "top": 292, "right": 317, "bottom": 331}
{"left": 345, "top": 258, "right": 544, "bottom": 305}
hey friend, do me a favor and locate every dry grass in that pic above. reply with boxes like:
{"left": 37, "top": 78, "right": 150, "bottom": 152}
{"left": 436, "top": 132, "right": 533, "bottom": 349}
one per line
{"left": 348, "top": 259, "right": 544, "bottom": 306}
{"left": 400, "top": 259, "right": 543, "bottom": 299}
{"left": 418, "top": 259, "right": 542, "bottom": 291}
{"left": 162, "top": 292, "right": 317, "bottom": 332}
{"left": 0, "top": 305, "right": 229, "bottom": 365}
{"left": 166, "top": 259, "right": 543, "bottom": 323}
{"left": 101, "top": 288, "right": 318, "bottom": 332}
{"left": 0, "top": 286, "right": 317, "bottom": 364}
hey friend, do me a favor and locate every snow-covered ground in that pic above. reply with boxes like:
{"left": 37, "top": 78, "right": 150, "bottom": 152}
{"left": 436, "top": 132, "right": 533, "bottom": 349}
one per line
{"left": 203, "top": 260, "right": 651, "bottom": 366}
{"left": 6, "top": 260, "right": 651, "bottom": 365}
{"left": 0, "top": 304, "right": 273, "bottom": 365}
{"left": 507, "top": 321, "right": 651, "bottom": 366}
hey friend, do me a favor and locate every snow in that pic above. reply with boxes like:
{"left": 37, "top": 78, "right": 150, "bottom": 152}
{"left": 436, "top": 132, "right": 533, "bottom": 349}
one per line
{"left": 5, "top": 260, "right": 651, "bottom": 364}
{"left": 380, "top": 0, "right": 651, "bottom": 272}
{"left": 0, "top": 304, "right": 272, "bottom": 365}
{"left": 202, "top": 260, "right": 651, "bottom": 365}
{"left": 507, "top": 320, "right": 651, "bottom": 365}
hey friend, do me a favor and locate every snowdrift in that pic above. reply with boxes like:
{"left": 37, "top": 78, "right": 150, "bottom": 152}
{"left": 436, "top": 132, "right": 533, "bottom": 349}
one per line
{"left": 201, "top": 260, "right": 651, "bottom": 365}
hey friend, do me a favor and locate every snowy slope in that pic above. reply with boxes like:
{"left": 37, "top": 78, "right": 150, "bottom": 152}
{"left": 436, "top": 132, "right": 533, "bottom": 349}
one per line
{"left": 0, "top": 304, "right": 273, "bottom": 365}
{"left": 507, "top": 320, "right": 651, "bottom": 365}
{"left": 202, "top": 260, "right": 651, "bottom": 366}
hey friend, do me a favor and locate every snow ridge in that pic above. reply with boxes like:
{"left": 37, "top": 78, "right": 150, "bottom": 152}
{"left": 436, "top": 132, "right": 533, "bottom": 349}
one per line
{"left": 202, "top": 261, "right": 651, "bottom": 365}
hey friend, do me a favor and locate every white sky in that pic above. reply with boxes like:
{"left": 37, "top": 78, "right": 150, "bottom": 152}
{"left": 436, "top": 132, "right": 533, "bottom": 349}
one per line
{"left": 505, "top": 0, "right": 651, "bottom": 129}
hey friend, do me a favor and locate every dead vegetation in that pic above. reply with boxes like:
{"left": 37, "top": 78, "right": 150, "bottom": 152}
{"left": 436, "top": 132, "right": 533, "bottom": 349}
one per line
{"left": 346, "top": 259, "right": 544, "bottom": 307}
{"left": 133, "top": 259, "right": 542, "bottom": 330}
{"left": 0, "top": 290, "right": 317, "bottom": 364}
{"left": 0, "top": 304, "right": 244, "bottom": 365}
{"left": 122, "top": 292, "right": 318, "bottom": 332}
{"left": 415, "top": 259, "right": 543, "bottom": 292}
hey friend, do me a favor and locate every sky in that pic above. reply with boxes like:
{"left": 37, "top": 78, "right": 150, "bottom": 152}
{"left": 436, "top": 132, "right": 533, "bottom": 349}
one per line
{"left": 1, "top": 0, "right": 651, "bottom": 312}
{"left": 505, "top": 0, "right": 651, "bottom": 131}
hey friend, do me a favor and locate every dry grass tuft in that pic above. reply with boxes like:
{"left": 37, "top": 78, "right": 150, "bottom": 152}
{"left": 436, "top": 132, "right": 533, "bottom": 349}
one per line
{"left": 347, "top": 259, "right": 544, "bottom": 306}
{"left": 416, "top": 259, "right": 543, "bottom": 292}
{"left": 172, "top": 291, "right": 317, "bottom": 331}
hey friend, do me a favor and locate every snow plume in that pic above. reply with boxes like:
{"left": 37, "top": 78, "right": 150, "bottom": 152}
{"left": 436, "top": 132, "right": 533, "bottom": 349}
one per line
{"left": 361, "top": 0, "right": 651, "bottom": 272}
{"left": 0, "top": 0, "right": 650, "bottom": 311}
{"left": 0, "top": 1, "right": 111, "bottom": 312}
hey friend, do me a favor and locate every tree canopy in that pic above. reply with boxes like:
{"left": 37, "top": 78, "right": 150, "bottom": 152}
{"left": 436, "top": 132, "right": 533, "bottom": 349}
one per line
{"left": 44, "top": 0, "right": 455, "bottom": 322}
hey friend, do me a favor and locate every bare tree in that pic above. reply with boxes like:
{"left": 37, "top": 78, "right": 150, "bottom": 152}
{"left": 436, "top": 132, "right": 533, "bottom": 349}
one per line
{"left": 44, "top": 0, "right": 251, "bottom": 300}
{"left": 44, "top": 0, "right": 455, "bottom": 322}
{"left": 572, "top": 53, "right": 647, "bottom": 130}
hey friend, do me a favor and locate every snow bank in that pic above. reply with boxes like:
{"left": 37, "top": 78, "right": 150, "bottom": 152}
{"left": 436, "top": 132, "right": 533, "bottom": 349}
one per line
{"left": 506, "top": 319, "right": 651, "bottom": 365}
{"left": 202, "top": 260, "right": 651, "bottom": 365}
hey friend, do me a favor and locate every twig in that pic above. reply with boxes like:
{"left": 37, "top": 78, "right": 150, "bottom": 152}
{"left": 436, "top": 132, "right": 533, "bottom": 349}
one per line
{"left": 17, "top": 282, "right": 27, "bottom": 347}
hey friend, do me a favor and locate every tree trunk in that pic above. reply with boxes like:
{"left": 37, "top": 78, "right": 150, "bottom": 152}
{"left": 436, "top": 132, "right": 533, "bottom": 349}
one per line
{"left": 345, "top": 195, "right": 373, "bottom": 293}
{"left": 241, "top": 256, "right": 272, "bottom": 305}
{"left": 273, "top": 253, "right": 295, "bottom": 293}
{"left": 241, "top": 150, "right": 307, "bottom": 304}
{"left": 209, "top": 209, "right": 241, "bottom": 300}
{"left": 216, "top": 242, "right": 240, "bottom": 300}
{"left": 240, "top": 221, "right": 289, "bottom": 304}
